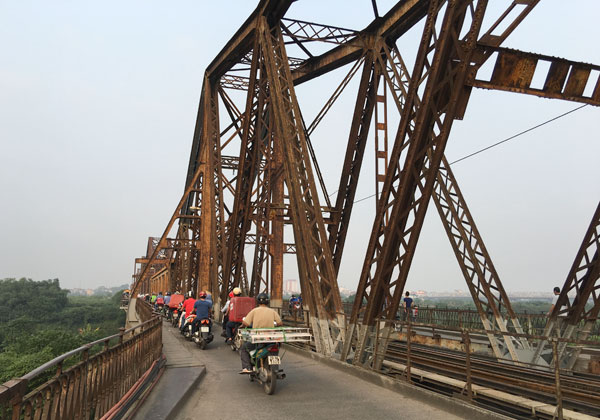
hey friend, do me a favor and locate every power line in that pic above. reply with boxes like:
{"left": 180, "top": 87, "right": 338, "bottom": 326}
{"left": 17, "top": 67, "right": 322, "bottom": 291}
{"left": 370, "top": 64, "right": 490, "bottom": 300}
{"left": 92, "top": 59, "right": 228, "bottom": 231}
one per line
{"left": 354, "top": 192, "right": 376, "bottom": 204}
{"left": 449, "top": 104, "right": 588, "bottom": 165}
{"left": 351, "top": 103, "right": 589, "bottom": 205}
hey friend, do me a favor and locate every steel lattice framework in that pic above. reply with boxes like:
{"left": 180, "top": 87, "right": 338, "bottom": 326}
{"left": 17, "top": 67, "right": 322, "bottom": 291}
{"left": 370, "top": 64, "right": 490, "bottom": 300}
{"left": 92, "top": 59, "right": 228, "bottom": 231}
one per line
{"left": 131, "top": 0, "right": 600, "bottom": 360}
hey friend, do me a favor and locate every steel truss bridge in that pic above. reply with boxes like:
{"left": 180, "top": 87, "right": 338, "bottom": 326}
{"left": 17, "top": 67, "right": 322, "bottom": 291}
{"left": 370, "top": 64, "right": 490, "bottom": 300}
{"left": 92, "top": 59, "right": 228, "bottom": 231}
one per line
{"left": 2, "top": 1, "right": 600, "bottom": 419}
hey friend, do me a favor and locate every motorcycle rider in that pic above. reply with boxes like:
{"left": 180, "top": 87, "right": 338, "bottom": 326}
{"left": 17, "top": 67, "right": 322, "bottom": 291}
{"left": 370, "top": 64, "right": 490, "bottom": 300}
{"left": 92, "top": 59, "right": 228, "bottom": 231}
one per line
{"left": 180, "top": 291, "right": 196, "bottom": 331}
{"left": 221, "top": 291, "right": 234, "bottom": 337}
{"left": 162, "top": 292, "right": 171, "bottom": 317}
{"left": 191, "top": 291, "right": 213, "bottom": 335}
{"left": 225, "top": 287, "right": 243, "bottom": 344}
{"left": 239, "top": 293, "right": 282, "bottom": 374}
{"left": 155, "top": 291, "right": 164, "bottom": 311}
{"left": 288, "top": 294, "right": 299, "bottom": 316}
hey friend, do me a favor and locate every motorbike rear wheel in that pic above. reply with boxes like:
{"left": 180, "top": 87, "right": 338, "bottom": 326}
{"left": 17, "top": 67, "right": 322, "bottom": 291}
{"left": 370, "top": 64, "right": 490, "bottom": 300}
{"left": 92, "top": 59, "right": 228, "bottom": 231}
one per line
{"left": 263, "top": 365, "right": 277, "bottom": 395}
{"left": 231, "top": 332, "right": 242, "bottom": 351}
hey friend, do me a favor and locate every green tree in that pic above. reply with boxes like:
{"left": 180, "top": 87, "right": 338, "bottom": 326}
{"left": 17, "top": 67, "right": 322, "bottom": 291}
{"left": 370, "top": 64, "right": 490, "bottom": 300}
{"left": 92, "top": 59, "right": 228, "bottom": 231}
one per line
{"left": 0, "top": 278, "right": 125, "bottom": 385}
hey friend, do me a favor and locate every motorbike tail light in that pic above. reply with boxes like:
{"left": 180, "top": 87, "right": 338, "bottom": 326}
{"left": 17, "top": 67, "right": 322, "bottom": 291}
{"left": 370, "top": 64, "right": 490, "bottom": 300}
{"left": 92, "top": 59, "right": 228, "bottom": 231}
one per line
{"left": 201, "top": 319, "right": 209, "bottom": 324}
{"left": 268, "top": 345, "right": 279, "bottom": 352}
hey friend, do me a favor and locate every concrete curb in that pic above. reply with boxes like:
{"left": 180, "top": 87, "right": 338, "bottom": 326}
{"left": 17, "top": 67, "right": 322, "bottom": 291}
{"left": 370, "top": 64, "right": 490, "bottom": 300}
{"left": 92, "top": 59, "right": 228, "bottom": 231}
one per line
{"left": 131, "top": 362, "right": 206, "bottom": 420}
{"left": 284, "top": 345, "right": 512, "bottom": 420}
{"left": 165, "top": 365, "right": 206, "bottom": 420}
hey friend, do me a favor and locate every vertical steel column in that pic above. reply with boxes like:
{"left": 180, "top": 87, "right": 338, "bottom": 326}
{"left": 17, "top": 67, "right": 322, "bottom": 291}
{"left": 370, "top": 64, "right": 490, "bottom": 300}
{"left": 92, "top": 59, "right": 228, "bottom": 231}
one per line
{"left": 198, "top": 76, "right": 217, "bottom": 294}
{"left": 222, "top": 35, "right": 268, "bottom": 302}
{"left": 259, "top": 19, "right": 344, "bottom": 355}
{"left": 249, "top": 123, "right": 273, "bottom": 298}
{"left": 374, "top": 63, "right": 389, "bottom": 212}
{"left": 327, "top": 50, "right": 381, "bottom": 276}
{"left": 270, "top": 128, "right": 285, "bottom": 308}
{"left": 351, "top": 0, "right": 489, "bottom": 367}
{"left": 210, "top": 84, "right": 227, "bottom": 308}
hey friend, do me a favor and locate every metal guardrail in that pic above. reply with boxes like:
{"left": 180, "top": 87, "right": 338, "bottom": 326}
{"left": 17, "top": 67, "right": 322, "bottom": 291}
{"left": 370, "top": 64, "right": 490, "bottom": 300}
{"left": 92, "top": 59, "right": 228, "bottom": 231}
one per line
{"left": 336, "top": 302, "right": 600, "bottom": 337}
{"left": 136, "top": 296, "right": 153, "bottom": 323}
{"left": 279, "top": 300, "right": 600, "bottom": 339}
{"left": 0, "top": 300, "right": 162, "bottom": 420}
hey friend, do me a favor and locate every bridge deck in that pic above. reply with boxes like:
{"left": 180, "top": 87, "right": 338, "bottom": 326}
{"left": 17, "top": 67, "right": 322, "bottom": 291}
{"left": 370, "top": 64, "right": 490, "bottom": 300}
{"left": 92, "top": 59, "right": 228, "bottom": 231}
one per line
{"left": 152, "top": 321, "right": 492, "bottom": 420}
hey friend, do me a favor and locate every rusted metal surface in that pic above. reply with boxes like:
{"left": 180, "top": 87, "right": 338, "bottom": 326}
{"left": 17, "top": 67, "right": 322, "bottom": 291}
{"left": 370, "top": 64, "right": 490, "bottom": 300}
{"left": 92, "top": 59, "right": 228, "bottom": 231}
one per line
{"left": 128, "top": 0, "right": 600, "bottom": 365}
{"left": 533, "top": 202, "right": 600, "bottom": 366}
{"left": 433, "top": 156, "right": 529, "bottom": 362}
{"left": 348, "top": 0, "right": 492, "bottom": 367}
{"left": 136, "top": 296, "right": 154, "bottom": 323}
{"left": 259, "top": 19, "right": 344, "bottom": 353}
{"left": 469, "top": 46, "right": 600, "bottom": 106}
{"left": 0, "top": 303, "right": 161, "bottom": 420}
{"left": 377, "top": 318, "right": 600, "bottom": 416}
{"left": 327, "top": 51, "right": 380, "bottom": 276}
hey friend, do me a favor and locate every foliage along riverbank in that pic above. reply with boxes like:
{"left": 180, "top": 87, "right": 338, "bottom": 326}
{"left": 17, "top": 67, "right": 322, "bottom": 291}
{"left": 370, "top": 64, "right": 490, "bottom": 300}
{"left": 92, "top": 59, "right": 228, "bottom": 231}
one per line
{"left": 0, "top": 278, "right": 126, "bottom": 384}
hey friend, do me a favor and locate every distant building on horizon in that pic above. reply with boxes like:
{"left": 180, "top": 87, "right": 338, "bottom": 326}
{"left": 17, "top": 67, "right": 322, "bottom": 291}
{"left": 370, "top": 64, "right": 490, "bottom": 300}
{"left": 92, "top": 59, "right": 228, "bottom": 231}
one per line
{"left": 283, "top": 279, "right": 299, "bottom": 294}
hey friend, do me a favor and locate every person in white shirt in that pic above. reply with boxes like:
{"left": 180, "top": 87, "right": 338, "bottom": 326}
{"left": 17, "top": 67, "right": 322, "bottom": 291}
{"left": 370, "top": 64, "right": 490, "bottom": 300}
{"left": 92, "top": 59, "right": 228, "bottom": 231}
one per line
{"left": 548, "top": 286, "right": 561, "bottom": 316}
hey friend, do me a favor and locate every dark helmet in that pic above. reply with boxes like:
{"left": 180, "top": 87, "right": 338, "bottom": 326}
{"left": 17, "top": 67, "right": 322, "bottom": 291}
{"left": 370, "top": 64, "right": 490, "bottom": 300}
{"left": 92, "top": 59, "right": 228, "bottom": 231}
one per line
{"left": 256, "top": 293, "right": 269, "bottom": 305}
{"left": 166, "top": 292, "right": 171, "bottom": 296}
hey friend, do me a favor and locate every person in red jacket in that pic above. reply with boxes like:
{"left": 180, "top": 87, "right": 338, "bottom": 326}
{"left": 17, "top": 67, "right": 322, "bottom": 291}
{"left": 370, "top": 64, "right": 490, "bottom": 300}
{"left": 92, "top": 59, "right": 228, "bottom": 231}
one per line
{"left": 180, "top": 291, "right": 196, "bottom": 331}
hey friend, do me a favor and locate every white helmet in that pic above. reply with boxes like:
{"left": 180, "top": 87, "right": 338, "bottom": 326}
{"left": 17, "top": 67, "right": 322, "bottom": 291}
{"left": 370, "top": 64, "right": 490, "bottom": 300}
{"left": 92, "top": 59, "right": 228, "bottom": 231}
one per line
{"left": 232, "top": 287, "right": 242, "bottom": 296}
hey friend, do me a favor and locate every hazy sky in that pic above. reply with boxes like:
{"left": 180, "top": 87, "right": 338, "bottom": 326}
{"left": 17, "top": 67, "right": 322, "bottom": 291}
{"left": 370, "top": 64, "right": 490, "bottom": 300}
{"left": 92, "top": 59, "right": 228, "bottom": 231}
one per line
{"left": 1, "top": 1, "right": 598, "bottom": 294}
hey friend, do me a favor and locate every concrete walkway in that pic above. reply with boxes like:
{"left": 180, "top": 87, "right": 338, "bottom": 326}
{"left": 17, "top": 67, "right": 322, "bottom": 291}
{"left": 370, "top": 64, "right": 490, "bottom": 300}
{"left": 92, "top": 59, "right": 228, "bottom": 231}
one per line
{"left": 131, "top": 320, "right": 205, "bottom": 420}
{"left": 160, "top": 322, "right": 487, "bottom": 420}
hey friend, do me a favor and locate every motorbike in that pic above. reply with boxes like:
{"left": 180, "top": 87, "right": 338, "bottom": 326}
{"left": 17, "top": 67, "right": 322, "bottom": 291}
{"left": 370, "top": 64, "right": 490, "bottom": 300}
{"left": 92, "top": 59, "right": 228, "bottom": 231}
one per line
{"left": 182, "top": 314, "right": 196, "bottom": 339}
{"left": 239, "top": 327, "right": 310, "bottom": 395}
{"left": 228, "top": 323, "right": 243, "bottom": 351}
{"left": 288, "top": 301, "right": 302, "bottom": 317}
{"left": 193, "top": 318, "right": 214, "bottom": 350}
{"left": 247, "top": 342, "right": 285, "bottom": 395}
{"left": 172, "top": 302, "right": 185, "bottom": 327}
{"left": 171, "top": 305, "right": 182, "bottom": 327}
{"left": 163, "top": 305, "right": 172, "bottom": 320}
{"left": 171, "top": 309, "right": 179, "bottom": 326}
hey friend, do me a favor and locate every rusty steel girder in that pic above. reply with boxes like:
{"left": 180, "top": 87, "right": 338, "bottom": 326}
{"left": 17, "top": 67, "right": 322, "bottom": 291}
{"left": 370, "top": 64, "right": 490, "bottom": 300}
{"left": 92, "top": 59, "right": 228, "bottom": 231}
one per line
{"left": 532, "top": 202, "right": 600, "bottom": 367}
{"left": 348, "top": 0, "right": 492, "bottom": 367}
{"left": 131, "top": 0, "right": 600, "bottom": 363}
{"left": 469, "top": 46, "right": 600, "bottom": 106}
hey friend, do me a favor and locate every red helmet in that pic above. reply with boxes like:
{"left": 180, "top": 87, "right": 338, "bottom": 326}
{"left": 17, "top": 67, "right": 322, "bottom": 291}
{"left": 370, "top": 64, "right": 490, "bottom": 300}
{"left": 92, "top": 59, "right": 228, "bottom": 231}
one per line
{"left": 199, "top": 291, "right": 207, "bottom": 299}
{"left": 229, "top": 291, "right": 234, "bottom": 298}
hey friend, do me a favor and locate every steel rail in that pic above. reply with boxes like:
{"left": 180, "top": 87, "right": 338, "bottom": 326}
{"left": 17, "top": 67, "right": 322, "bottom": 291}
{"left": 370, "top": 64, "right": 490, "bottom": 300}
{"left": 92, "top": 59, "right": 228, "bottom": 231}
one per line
{"left": 384, "top": 341, "right": 600, "bottom": 416}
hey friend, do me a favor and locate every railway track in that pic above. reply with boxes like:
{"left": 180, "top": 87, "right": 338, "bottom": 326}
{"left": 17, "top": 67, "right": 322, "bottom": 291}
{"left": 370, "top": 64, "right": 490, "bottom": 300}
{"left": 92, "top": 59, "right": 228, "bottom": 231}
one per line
{"left": 384, "top": 341, "right": 600, "bottom": 419}
{"left": 282, "top": 317, "right": 598, "bottom": 418}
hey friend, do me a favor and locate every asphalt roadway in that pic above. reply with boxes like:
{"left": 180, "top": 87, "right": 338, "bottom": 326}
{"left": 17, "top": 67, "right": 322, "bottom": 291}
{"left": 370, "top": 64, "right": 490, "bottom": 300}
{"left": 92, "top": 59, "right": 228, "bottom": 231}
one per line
{"left": 161, "top": 322, "right": 471, "bottom": 420}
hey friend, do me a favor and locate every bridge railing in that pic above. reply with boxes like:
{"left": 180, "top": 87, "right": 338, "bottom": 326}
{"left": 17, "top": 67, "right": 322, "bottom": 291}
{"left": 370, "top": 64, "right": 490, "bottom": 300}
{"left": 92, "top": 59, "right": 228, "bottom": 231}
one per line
{"left": 136, "top": 296, "right": 154, "bottom": 323}
{"left": 340, "top": 302, "right": 599, "bottom": 337}
{"left": 0, "top": 308, "right": 162, "bottom": 420}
